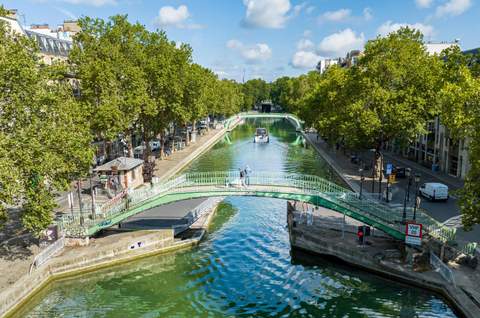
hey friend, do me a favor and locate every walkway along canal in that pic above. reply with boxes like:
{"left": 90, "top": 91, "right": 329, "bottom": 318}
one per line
{"left": 14, "top": 118, "right": 457, "bottom": 317}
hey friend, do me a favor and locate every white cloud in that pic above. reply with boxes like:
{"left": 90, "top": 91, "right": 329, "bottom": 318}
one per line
{"left": 306, "top": 6, "right": 316, "bottom": 14}
{"left": 415, "top": 0, "right": 434, "bottom": 8}
{"left": 291, "top": 50, "right": 321, "bottom": 69}
{"left": 319, "top": 8, "right": 351, "bottom": 22}
{"left": 435, "top": 0, "right": 472, "bottom": 17}
{"left": 242, "top": 0, "right": 291, "bottom": 28}
{"left": 377, "top": 21, "right": 435, "bottom": 37}
{"left": 303, "top": 29, "right": 312, "bottom": 37}
{"left": 363, "top": 8, "right": 373, "bottom": 21}
{"left": 297, "top": 38, "right": 314, "bottom": 51}
{"left": 293, "top": 2, "right": 308, "bottom": 16}
{"left": 60, "top": 0, "right": 116, "bottom": 6}
{"left": 154, "top": 5, "right": 203, "bottom": 29}
{"left": 226, "top": 39, "right": 272, "bottom": 63}
{"left": 317, "top": 29, "right": 365, "bottom": 57}
{"left": 214, "top": 70, "right": 229, "bottom": 78}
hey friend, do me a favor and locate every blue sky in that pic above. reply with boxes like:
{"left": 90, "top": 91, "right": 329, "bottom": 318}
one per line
{"left": 3, "top": 0, "right": 479, "bottom": 82}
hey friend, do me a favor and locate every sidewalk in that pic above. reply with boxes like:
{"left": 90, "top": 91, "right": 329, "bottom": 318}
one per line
{"left": 304, "top": 132, "right": 480, "bottom": 243}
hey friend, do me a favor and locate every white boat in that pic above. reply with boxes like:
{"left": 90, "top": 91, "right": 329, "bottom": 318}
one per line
{"left": 254, "top": 128, "right": 269, "bottom": 143}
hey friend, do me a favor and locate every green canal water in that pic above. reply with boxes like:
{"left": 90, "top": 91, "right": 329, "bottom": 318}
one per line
{"left": 18, "top": 119, "right": 456, "bottom": 317}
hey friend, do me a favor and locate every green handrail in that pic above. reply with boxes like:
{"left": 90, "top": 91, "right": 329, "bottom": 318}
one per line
{"left": 56, "top": 170, "right": 460, "bottom": 248}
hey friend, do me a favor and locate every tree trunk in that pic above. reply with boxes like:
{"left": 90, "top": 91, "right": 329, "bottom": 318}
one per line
{"left": 184, "top": 122, "right": 189, "bottom": 147}
{"left": 127, "top": 130, "right": 134, "bottom": 158}
{"left": 159, "top": 133, "right": 165, "bottom": 160}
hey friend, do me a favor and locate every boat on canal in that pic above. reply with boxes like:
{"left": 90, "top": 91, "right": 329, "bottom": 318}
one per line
{"left": 254, "top": 127, "right": 269, "bottom": 143}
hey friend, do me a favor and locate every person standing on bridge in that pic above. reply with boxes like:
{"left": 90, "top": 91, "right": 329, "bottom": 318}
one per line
{"left": 245, "top": 165, "right": 252, "bottom": 185}
{"left": 239, "top": 168, "right": 246, "bottom": 188}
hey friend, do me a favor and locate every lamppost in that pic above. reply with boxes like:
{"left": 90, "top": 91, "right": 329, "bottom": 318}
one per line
{"left": 89, "top": 167, "right": 96, "bottom": 220}
{"left": 402, "top": 169, "right": 412, "bottom": 223}
{"left": 413, "top": 174, "right": 421, "bottom": 221}
{"left": 77, "top": 180, "right": 84, "bottom": 227}
{"left": 359, "top": 167, "right": 364, "bottom": 200}
{"left": 378, "top": 152, "right": 384, "bottom": 200}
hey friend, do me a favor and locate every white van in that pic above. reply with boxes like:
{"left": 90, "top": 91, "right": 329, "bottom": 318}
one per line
{"left": 419, "top": 183, "right": 449, "bottom": 201}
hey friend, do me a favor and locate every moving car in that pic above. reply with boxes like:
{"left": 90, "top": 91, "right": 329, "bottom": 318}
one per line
{"left": 254, "top": 128, "right": 269, "bottom": 143}
{"left": 419, "top": 182, "right": 449, "bottom": 201}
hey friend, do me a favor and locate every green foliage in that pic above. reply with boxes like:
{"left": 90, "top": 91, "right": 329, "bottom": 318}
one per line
{"left": 241, "top": 79, "right": 270, "bottom": 110}
{"left": 0, "top": 5, "right": 7, "bottom": 17}
{"left": 438, "top": 47, "right": 480, "bottom": 229}
{"left": 0, "top": 20, "right": 92, "bottom": 234}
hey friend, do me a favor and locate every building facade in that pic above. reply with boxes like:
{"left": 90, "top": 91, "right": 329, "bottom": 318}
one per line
{"left": 1, "top": 10, "right": 77, "bottom": 65}
{"left": 405, "top": 42, "right": 474, "bottom": 180}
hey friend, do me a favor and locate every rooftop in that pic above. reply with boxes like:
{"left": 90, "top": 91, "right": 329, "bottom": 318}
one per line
{"left": 94, "top": 157, "right": 144, "bottom": 172}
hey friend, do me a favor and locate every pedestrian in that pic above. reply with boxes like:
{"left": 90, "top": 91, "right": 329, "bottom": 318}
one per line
{"left": 245, "top": 165, "right": 252, "bottom": 185}
{"left": 239, "top": 168, "right": 246, "bottom": 188}
{"left": 357, "top": 228, "right": 364, "bottom": 244}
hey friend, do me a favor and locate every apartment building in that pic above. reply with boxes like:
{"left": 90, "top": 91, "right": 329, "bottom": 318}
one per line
{"left": 1, "top": 9, "right": 77, "bottom": 65}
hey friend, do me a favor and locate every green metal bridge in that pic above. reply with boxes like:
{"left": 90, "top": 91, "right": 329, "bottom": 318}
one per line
{"left": 58, "top": 171, "right": 456, "bottom": 243}
{"left": 224, "top": 112, "right": 303, "bottom": 131}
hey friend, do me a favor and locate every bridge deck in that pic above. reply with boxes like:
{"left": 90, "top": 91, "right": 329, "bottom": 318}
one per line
{"left": 56, "top": 172, "right": 456, "bottom": 245}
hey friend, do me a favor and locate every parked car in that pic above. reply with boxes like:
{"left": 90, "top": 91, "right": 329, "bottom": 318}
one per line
{"left": 149, "top": 140, "right": 161, "bottom": 151}
{"left": 419, "top": 182, "right": 449, "bottom": 201}
{"left": 133, "top": 145, "right": 145, "bottom": 159}
{"left": 393, "top": 167, "right": 411, "bottom": 178}
{"left": 93, "top": 154, "right": 106, "bottom": 166}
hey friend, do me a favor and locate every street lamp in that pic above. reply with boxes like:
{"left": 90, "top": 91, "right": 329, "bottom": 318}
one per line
{"left": 402, "top": 169, "right": 412, "bottom": 223}
{"left": 378, "top": 152, "right": 384, "bottom": 200}
{"left": 359, "top": 167, "right": 364, "bottom": 200}
{"left": 89, "top": 167, "right": 96, "bottom": 220}
{"left": 413, "top": 173, "right": 421, "bottom": 221}
{"left": 77, "top": 180, "right": 84, "bottom": 227}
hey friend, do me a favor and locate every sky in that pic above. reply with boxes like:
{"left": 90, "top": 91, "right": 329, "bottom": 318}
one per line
{"left": 3, "top": 0, "right": 479, "bottom": 82}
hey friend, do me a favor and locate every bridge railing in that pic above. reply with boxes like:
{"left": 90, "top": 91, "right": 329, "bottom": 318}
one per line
{"left": 224, "top": 112, "right": 303, "bottom": 130}
{"left": 56, "top": 170, "right": 458, "bottom": 244}
{"left": 336, "top": 192, "right": 457, "bottom": 242}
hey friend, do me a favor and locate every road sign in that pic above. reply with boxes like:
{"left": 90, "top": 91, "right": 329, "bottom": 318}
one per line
{"left": 405, "top": 222, "right": 422, "bottom": 246}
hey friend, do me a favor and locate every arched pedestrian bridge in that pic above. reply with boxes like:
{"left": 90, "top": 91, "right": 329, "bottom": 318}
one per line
{"left": 58, "top": 171, "right": 455, "bottom": 243}
{"left": 225, "top": 112, "right": 303, "bottom": 131}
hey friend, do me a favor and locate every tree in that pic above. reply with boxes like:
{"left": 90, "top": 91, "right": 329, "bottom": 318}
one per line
{"left": 438, "top": 47, "right": 480, "bottom": 229}
{"left": 141, "top": 32, "right": 192, "bottom": 158}
{"left": 70, "top": 15, "right": 152, "bottom": 157}
{"left": 242, "top": 79, "right": 270, "bottom": 110}
{"left": 348, "top": 28, "right": 442, "bottom": 151}
{"left": 0, "top": 19, "right": 92, "bottom": 234}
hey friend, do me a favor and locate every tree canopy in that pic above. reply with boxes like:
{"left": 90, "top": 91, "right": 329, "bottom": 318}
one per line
{"left": 0, "top": 18, "right": 93, "bottom": 234}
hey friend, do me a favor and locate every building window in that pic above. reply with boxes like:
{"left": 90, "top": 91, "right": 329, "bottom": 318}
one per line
{"left": 132, "top": 168, "right": 136, "bottom": 180}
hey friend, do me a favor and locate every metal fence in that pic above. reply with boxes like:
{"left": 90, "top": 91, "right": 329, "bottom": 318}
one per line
{"left": 56, "top": 170, "right": 464, "bottom": 250}
{"left": 30, "top": 236, "right": 66, "bottom": 273}
{"left": 430, "top": 252, "right": 456, "bottom": 287}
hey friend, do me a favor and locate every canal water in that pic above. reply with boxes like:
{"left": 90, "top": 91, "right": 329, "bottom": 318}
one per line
{"left": 19, "top": 119, "right": 456, "bottom": 317}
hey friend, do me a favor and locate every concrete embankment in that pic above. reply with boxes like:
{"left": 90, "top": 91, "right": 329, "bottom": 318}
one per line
{"left": 1, "top": 173, "right": 227, "bottom": 317}
{"left": 287, "top": 203, "right": 480, "bottom": 318}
